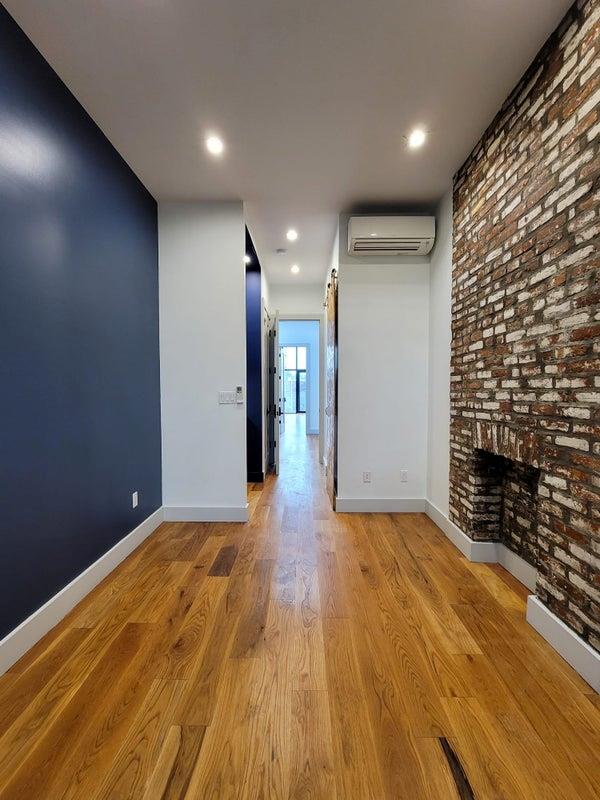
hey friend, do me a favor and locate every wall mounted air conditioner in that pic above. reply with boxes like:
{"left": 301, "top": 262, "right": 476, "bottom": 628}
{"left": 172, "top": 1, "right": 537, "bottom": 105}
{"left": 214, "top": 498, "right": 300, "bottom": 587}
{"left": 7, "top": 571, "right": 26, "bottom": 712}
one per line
{"left": 347, "top": 215, "right": 435, "bottom": 256}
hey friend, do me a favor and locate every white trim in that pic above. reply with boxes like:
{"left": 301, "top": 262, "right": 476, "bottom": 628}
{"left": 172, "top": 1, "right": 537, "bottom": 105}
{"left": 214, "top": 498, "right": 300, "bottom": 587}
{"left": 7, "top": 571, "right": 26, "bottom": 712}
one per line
{"left": 425, "top": 501, "right": 537, "bottom": 590}
{"left": 526, "top": 595, "right": 600, "bottom": 693}
{"left": 425, "top": 500, "right": 600, "bottom": 689}
{"left": 0, "top": 506, "right": 165, "bottom": 676}
{"left": 497, "top": 545, "right": 537, "bottom": 592}
{"left": 425, "top": 501, "right": 497, "bottom": 561}
{"left": 336, "top": 497, "right": 427, "bottom": 513}
{"left": 163, "top": 504, "right": 249, "bottom": 522}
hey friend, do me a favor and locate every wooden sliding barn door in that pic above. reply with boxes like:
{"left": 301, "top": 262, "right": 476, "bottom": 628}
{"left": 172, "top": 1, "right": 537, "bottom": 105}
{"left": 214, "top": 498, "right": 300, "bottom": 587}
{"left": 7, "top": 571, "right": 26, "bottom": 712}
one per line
{"left": 325, "top": 270, "right": 338, "bottom": 509}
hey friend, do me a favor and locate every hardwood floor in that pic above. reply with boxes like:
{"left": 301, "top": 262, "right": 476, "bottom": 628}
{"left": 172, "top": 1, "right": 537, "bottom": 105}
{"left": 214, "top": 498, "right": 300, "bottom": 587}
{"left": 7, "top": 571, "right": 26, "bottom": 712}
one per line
{"left": 0, "top": 414, "right": 599, "bottom": 798}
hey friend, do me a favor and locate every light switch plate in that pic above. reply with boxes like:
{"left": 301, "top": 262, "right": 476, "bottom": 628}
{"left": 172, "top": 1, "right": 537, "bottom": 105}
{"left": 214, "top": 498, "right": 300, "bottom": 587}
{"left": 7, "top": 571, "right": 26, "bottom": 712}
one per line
{"left": 132, "top": 491, "right": 139, "bottom": 508}
{"left": 219, "top": 391, "right": 236, "bottom": 404}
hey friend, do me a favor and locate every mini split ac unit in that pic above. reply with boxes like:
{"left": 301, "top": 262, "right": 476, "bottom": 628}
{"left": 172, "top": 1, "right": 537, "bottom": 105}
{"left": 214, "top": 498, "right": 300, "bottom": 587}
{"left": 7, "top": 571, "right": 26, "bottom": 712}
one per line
{"left": 347, "top": 215, "right": 436, "bottom": 256}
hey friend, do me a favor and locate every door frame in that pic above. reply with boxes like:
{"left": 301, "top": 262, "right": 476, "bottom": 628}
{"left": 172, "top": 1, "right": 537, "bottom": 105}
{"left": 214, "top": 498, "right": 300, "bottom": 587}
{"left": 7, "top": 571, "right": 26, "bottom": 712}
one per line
{"left": 278, "top": 314, "right": 325, "bottom": 465}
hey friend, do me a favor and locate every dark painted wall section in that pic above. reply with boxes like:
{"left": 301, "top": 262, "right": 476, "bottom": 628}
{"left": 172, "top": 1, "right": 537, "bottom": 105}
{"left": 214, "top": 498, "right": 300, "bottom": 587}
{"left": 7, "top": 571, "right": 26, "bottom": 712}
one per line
{"left": 0, "top": 6, "right": 162, "bottom": 639}
{"left": 245, "top": 229, "right": 263, "bottom": 482}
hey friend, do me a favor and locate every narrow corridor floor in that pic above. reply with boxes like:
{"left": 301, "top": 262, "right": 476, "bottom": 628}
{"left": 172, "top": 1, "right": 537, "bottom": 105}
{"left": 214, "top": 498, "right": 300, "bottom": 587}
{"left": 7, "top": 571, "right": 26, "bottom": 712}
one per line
{"left": 0, "top": 424, "right": 598, "bottom": 798}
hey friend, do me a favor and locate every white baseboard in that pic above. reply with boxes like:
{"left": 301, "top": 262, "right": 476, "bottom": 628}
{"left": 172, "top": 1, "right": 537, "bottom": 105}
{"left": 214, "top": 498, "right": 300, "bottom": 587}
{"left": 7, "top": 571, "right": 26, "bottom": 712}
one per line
{"left": 336, "top": 497, "right": 427, "bottom": 513}
{"left": 527, "top": 595, "right": 600, "bottom": 693}
{"left": 163, "top": 505, "right": 249, "bottom": 522}
{"left": 0, "top": 506, "right": 165, "bottom": 676}
{"left": 425, "top": 501, "right": 498, "bottom": 562}
{"left": 425, "top": 501, "right": 537, "bottom": 590}
{"left": 425, "top": 500, "right": 600, "bottom": 689}
{"left": 497, "top": 545, "right": 538, "bottom": 592}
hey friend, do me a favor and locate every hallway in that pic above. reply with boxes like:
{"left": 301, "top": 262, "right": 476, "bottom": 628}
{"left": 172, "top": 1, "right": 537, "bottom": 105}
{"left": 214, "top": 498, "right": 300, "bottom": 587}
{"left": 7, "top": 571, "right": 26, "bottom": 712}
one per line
{"left": 279, "top": 412, "right": 317, "bottom": 488}
{"left": 0, "top": 423, "right": 599, "bottom": 799}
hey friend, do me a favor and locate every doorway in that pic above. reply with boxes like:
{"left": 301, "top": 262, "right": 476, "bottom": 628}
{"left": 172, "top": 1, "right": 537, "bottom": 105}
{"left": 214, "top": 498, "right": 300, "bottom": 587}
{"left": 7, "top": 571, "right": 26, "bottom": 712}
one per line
{"left": 279, "top": 320, "right": 318, "bottom": 478}
{"left": 268, "top": 317, "right": 322, "bottom": 476}
{"left": 282, "top": 345, "right": 307, "bottom": 415}
{"left": 279, "top": 319, "right": 320, "bottom": 438}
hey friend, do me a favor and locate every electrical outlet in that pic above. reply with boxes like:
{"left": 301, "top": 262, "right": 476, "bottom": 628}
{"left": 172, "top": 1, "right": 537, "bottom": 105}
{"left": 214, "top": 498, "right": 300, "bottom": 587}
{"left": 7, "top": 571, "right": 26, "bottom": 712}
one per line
{"left": 400, "top": 470, "right": 408, "bottom": 483}
{"left": 132, "top": 491, "right": 139, "bottom": 509}
{"left": 362, "top": 471, "right": 372, "bottom": 484}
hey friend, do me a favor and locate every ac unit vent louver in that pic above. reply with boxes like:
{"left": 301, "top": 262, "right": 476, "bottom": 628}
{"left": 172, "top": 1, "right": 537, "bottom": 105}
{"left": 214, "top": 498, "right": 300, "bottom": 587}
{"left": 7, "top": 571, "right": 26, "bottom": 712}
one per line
{"left": 348, "top": 216, "right": 435, "bottom": 257}
{"left": 353, "top": 239, "right": 422, "bottom": 253}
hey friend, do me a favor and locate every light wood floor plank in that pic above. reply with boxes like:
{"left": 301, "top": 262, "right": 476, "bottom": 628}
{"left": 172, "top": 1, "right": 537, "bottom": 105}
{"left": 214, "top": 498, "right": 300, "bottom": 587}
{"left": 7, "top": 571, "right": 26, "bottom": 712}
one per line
{"left": 323, "top": 616, "right": 388, "bottom": 799}
{"left": 288, "top": 690, "right": 337, "bottom": 799}
{"left": 94, "top": 679, "right": 188, "bottom": 800}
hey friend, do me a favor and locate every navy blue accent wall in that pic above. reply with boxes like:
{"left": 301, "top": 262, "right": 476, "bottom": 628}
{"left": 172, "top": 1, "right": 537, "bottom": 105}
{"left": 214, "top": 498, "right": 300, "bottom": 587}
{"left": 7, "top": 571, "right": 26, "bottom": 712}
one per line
{"left": 245, "top": 229, "right": 263, "bottom": 482}
{"left": 0, "top": 6, "right": 162, "bottom": 639}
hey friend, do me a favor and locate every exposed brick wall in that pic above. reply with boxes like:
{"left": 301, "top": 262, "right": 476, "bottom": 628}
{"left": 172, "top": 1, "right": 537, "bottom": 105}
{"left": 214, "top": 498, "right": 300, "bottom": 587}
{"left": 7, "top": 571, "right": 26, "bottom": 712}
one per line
{"left": 450, "top": 0, "right": 600, "bottom": 650}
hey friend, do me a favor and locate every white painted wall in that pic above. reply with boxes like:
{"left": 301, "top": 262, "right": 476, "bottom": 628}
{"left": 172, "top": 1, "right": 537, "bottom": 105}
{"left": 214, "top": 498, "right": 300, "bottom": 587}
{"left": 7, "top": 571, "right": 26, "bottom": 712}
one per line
{"left": 261, "top": 269, "right": 270, "bottom": 313}
{"left": 269, "top": 283, "right": 324, "bottom": 315}
{"left": 159, "top": 201, "right": 247, "bottom": 518}
{"left": 158, "top": 200, "right": 449, "bottom": 516}
{"left": 279, "top": 319, "right": 320, "bottom": 433}
{"left": 426, "top": 191, "right": 452, "bottom": 515}
{"left": 329, "top": 222, "right": 339, "bottom": 280}
{"left": 336, "top": 214, "right": 430, "bottom": 507}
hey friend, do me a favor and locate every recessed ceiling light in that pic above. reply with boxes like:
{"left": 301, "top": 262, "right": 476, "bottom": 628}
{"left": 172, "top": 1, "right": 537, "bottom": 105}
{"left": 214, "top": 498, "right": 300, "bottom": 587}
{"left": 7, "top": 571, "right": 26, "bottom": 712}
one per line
{"left": 205, "top": 134, "right": 224, "bottom": 156}
{"left": 408, "top": 128, "right": 426, "bottom": 149}
{"left": 291, "top": 264, "right": 300, "bottom": 274}
{"left": 244, "top": 254, "right": 251, "bottom": 264}
{"left": 370, "top": 233, "right": 377, "bottom": 237}
{"left": 286, "top": 229, "right": 298, "bottom": 241}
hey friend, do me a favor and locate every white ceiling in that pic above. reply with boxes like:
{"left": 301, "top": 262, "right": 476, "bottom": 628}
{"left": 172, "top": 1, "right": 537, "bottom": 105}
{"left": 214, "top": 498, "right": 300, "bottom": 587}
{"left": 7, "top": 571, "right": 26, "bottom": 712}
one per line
{"left": 5, "top": 0, "right": 571, "bottom": 285}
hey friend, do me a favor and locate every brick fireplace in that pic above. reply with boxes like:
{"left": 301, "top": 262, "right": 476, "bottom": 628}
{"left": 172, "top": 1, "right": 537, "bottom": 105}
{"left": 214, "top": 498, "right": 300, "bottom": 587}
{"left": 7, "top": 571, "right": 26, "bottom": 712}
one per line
{"left": 450, "top": 0, "right": 600, "bottom": 652}
{"left": 468, "top": 423, "right": 542, "bottom": 567}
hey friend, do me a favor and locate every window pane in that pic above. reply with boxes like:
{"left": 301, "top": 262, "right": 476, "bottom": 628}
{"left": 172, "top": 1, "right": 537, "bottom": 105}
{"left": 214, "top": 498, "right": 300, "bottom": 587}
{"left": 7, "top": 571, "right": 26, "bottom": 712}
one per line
{"left": 298, "top": 370, "right": 307, "bottom": 412}
{"left": 297, "top": 347, "right": 307, "bottom": 370}
{"left": 284, "top": 370, "right": 297, "bottom": 413}
{"left": 283, "top": 346, "right": 296, "bottom": 370}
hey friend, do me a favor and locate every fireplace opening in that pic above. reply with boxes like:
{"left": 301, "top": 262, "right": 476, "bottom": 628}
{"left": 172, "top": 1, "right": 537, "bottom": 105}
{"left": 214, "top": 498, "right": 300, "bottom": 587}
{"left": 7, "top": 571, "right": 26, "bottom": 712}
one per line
{"left": 471, "top": 449, "right": 541, "bottom": 566}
